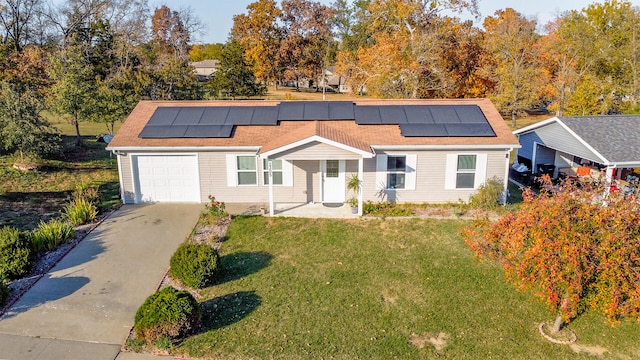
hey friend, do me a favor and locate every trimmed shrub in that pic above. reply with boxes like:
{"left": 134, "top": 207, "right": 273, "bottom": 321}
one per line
{"left": 64, "top": 197, "right": 98, "bottom": 226}
{"left": 134, "top": 287, "right": 201, "bottom": 345}
{"left": 30, "top": 220, "right": 75, "bottom": 253}
{"left": 0, "top": 226, "right": 32, "bottom": 280}
{"left": 170, "top": 243, "right": 220, "bottom": 289}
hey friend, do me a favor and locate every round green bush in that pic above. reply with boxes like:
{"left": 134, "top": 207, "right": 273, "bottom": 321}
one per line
{"left": 134, "top": 287, "right": 201, "bottom": 345}
{"left": 170, "top": 243, "right": 220, "bottom": 289}
{"left": 0, "top": 226, "right": 32, "bottom": 280}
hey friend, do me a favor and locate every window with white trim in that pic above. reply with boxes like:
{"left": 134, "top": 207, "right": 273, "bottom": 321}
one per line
{"left": 386, "top": 156, "right": 406, "bottom": 189}
{"left": 237, "top": 156, "right": 257, "bottom": 185}
{"left": 375, "top": 154, "right": 417, "bottom": 190}
{"left": 263, "top": 159, "right": 283, "bottom": 185}
{"left": 456, "top": 155, "right": 476, "bottom": 189}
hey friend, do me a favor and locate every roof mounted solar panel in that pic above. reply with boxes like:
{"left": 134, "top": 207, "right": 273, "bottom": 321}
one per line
{"left": 184, "top": 125, "right": 234, "bottom": 138}
{"left": 278, "top": 102, "right": 305, "bottom": 120}
{"left": 172, "top": 107, "right": 205, "bottom": 125}
{"left": 428, "top": 105, "right": 461, "bottom": 123}
{"left": 250, "top": 106, "right": 279, "bottom": 125}
{"left": 354, "top": 106, "right": 382, "bottom": 124}
{"left": 403, "top": 106, "right": 433, "bottom": 123}
{"left": 453, "top": 105, "right": 487, "bottom": 123}
{"left": 445, "top": 123, "right": 495, "bottom": 137}
{"left": 201, "top": 107, "right": 230, "bottom": 125}
{"left": 147, "top": 107, "right": 180, "bottom": 125}
{"left": 303, "top": 102, "right": 330, "bottom": 120}
{"left": 329, "top": 101, "right": 355, "bottom": 119}
{"left": 228, "top": 107, "right": 255, "bottom": 125}
{"left": 139, "top": 125, "right": 189, "bottom": 138}
{"left": 379, "top": 106, "right": 408, "bottom": 124}
{"left": 400, "top": 123, "right": 448, "bottom": 136}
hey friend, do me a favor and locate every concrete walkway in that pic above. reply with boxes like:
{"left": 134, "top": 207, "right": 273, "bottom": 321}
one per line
{"left": 0, "top": 203, "right": 202, "bottom": 360}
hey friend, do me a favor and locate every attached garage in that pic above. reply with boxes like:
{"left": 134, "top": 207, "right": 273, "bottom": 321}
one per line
{"left": 131, "top": 154, "right": 200, "bottom": 203}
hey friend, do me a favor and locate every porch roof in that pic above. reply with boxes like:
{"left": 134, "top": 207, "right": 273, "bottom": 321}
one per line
{"left": 514, "top": 115, "right": 640, "bottom": 166}
{"left": 258, "top": 121, "right": 374, "bottom": 158}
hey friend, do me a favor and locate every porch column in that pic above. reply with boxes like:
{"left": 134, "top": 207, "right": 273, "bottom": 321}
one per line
{"left": 268, "top": 159, "right": 274, "bottom": 216}
{"left": 605, "top": 166, "right": 615, "bottom": 195}
{"left": 358, "top": 157, "right": 363, "bottom": 216}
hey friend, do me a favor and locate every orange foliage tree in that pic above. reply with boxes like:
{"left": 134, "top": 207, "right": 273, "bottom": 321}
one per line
{"left": 463, "top": 178, "right": 640, "bottom": 332}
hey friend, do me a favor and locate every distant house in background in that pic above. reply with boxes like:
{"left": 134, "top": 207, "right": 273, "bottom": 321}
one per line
{"left": 513, "top": 115, "right": 640, "bottom": 189}
{"left": 319, "top": 67, "right": 350, "bottom": 93}
{"left": 190, "top": 60, "right": 220, "bottom": 81}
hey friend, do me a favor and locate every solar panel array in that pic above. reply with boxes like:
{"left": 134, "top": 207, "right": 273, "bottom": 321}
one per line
{"left": 139, "top": 102, "right": 495, "bottom": 138}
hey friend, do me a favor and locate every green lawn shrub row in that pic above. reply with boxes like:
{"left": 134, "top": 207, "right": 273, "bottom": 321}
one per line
{"left": 170, "top": 243, "right": 220, "bottom": 289}
{"left": 134, "top": 286, "right": 201, "bottom": 348}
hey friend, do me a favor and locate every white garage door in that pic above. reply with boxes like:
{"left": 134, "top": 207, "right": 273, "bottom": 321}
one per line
{"left": 134, "top": 155, "right": 200, "bottom": 203}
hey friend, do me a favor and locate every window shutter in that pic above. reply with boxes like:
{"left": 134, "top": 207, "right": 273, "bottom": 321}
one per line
{"left": 474, "top": 153, "right": 488, "bottom": 189}
{"left": 282, "top": 160, "right": 293, "bottom": 186}
{"left": 375, "top": 154, "right": 387, "bottom": 190}
{"left": 405, "top": 154, "right": 417, "bottom": 190}
{"left": 444, "top": 154, "right": 457, "bottom": 190}
{"left": 226, "top": 154, "right": 237, "bottom": 187}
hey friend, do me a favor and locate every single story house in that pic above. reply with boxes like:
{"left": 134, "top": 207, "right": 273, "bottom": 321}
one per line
{"left": 189, "top": 59, "right": 220, "bottom": 81}
{"left": 107, "top": 99, "right": 520, "bottom": 215}
{"left": 513, "top": 115, "right": 640, "bottom": 189}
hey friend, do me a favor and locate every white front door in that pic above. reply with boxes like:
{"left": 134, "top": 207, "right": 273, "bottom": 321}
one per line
{"left": 321, "top": 160, "right": 345, "bottom": 202}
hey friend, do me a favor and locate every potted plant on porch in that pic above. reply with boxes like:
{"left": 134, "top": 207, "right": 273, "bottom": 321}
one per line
{"left": 346, "top": 174, "right": 361, "bottom": 214}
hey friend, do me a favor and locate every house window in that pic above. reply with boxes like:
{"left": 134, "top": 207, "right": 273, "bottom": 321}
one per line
{"left": 456, "top": 155, "right": 476, "bottom": 189}
{"left": 237, "top": 156, "right": 257, "bottom": 185}
{"left": 263, "top": 159, "right": 283, "bottom": 185}
{"left": 386, "top": 156, "right": 406, "bottom": 189}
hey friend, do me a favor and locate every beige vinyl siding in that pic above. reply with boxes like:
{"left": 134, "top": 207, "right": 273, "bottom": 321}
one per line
{"left": 296, "top": 160, "right": 319, "bottom": 202}
{"left": 361, "top": 150, "right": 507, "bottom": 203}
{"left": 198, "top": 152, "right": 307, "bottom": 203}
{"left": 119, "top": 154, "right": 135, "bottom": 204}
{"left": 277, "top": 141, "right": 363, "bottom": 160}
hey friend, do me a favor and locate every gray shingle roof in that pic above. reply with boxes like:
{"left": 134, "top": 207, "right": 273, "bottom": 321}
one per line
{"left": 558, "top": 115, "right": 640, "bottom": 163}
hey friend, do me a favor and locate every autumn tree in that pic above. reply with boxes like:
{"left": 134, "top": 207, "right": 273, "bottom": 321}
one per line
{"left": 231, "top": 0, "right": 282, "bottom": 87}
{"left": 335, "top": 0, "right": 479, "bottom": 98}
{"left": 209, "top": 40, "right": 265, "bottom": 99}
{"left": 463, "top": 178, "right": 640, "bottom": 335}
{"left": 279, "top": 0, "right": 335, "bottom": 91}
{"left": 482, "top": 8, "right": 543, "bottom": 127}
{"left": 189, "top": 43, "right": 223, "bottom": 61}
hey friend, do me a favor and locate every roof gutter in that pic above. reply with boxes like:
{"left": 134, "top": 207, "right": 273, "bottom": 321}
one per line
{"left": 371, "top": 144, "right": 521, "bottom": 151}
{"left": 105, "top": 146, "right": 261, "bottom": 152}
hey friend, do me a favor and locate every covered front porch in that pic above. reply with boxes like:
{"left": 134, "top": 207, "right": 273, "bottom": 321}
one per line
{"left": 258, "top": 122, "right": 375, "bottom": 216}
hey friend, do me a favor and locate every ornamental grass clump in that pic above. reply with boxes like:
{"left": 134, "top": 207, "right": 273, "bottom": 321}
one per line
{"left": 170, "top": 242, "right": 221, "bottom": 289}
{"left": 30, "top": 220, "right": 75, "bottom": 253}
{"left": 134, "top": 287, "right": 201, "bottom": 347}
{"left": 64, "top": 197, "right": 98, "bottom": 226}
{"left": 0, "top": 226, "right": 32, "bottom": 280}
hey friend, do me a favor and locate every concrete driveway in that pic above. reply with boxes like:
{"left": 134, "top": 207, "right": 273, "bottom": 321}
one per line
{"left": 0, "top": 203, "right": 202, "bottom": 360}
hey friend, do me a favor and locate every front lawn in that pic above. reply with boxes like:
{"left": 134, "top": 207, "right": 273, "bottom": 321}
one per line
{"left": 174, "top": 217, "right": 640, "bottom": 359}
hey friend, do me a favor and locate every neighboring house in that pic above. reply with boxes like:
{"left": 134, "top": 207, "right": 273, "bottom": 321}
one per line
{"left": 319, "top": 67, "right": 350, "bottom": 93}
{"left": 513, "top": 115, "right": 640, "bottom": 188}
{"left": 106, "top": 99, "right": 519, "bottom": 215}
{"left": 189, "top": 59, "right": 220, "bottom": 81}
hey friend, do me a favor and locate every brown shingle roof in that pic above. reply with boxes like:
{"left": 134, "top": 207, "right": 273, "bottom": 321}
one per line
{"left": 107, "top": 99, "right": 519, "bottom": 149}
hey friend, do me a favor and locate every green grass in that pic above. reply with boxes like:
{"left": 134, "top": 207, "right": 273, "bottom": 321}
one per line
{"left": 174, "top": 217, "right": 640, "bottom": 359}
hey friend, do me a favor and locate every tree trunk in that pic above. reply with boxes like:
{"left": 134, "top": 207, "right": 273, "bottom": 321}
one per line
{"left": 74, "top": 118, "right": 82, "bottom": 147}
{"left": 511, "top": 110, "right": 517, "bottom": 128}
{"left": 552, "top": 314, "right": 564, "bottom": 333}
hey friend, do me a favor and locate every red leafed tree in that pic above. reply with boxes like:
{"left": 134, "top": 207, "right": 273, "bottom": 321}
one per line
{"left": 463, "top": 177, "right": 640, "bottom": 332}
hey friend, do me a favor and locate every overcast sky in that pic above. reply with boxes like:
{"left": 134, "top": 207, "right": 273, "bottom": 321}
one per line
{"left": 155, "top": 0, "right": 640, "bottom": 44}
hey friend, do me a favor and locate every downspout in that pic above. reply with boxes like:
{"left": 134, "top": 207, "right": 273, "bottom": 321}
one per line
{"left": 504, "top": 149, "right": 512, "bottom": 205}
{"left": 112, "top": 150, "right": 126, "bottom": 204}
